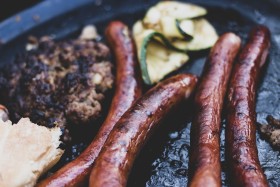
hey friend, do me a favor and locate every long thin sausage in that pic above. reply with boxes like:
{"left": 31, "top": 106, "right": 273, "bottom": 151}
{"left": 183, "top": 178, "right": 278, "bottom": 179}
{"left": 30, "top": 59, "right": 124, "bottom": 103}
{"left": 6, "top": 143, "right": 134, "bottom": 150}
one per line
{"left": 189, "top": 33, "right": 241, "bottom": 187}
{"left": 89, "top": 74, "right": 197, "bottom": 187}
{"left": 226, "top": 25, "right": 270, "bottom": 187}
{"left": 37, "top": 21, "right": 142, "bottom": 187}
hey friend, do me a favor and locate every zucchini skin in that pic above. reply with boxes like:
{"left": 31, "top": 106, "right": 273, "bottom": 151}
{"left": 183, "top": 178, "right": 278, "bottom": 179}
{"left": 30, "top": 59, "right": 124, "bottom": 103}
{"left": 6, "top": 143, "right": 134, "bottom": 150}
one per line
{"left": 139, "top": 31, "right": 186, "bottom": 85}
{"left": 189, "top": 33, "right": 241, "bottom": 187}
{"left": 37, "top": 21, "right": 142, "bottom": 187}
{"left": 89, "top": 74, "right": 197, "bottom": 187}
{"left": 176, "top": 19, "right": 194, "bottom": 41}
{"left": 226, "top": 26, "right": 270, "bottom": 187}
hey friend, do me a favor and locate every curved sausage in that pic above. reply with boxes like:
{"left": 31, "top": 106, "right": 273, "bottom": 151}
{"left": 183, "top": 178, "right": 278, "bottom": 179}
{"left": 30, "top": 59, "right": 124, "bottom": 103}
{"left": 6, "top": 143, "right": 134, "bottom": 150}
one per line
{"left": 226, "top": 25, "right": 270, "bottom": 187}
{"left": 89, "top": 74, "right": 197, "bottom": 187}
{"left": 37, "top": 21, "right": 142, "bottom": 187}
{"left": 189, "top": 33, "right": 241, "bottom": 187}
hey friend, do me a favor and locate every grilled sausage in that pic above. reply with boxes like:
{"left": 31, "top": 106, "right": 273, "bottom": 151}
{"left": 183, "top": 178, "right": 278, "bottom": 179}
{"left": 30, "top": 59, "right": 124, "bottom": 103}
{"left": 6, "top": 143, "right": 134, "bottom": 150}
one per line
{"left": 226, "top": 25, "right": 270, "bottom": 187}
{"left": 89, "top": 74, "right": 197, "bottom": 187}
{"left": 37, "top": 21, "right": 142, "bottom": 187}
{"left": 188, "top": 33, "right": 241, "bottom": 187}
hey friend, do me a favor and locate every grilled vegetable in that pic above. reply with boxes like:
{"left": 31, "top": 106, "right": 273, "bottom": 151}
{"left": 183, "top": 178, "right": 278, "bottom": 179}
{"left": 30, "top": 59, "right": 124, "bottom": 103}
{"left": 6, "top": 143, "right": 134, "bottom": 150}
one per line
{"left": 176, "top": 19, "right": 194, "bottom": 40}
{"left": 154, "top": 1, "right": 207, "bottom": 19}
{"left": 172, "top": 18, "right": 218, "bottom": 51}
{"left": 133, "top": 1, "right": 218, "bottom": 84}
{"left": 133, "top": 22, "right": 189, "bottom": 84}
{"left": 143, "top": 1, "right": 207, "bottom": 39}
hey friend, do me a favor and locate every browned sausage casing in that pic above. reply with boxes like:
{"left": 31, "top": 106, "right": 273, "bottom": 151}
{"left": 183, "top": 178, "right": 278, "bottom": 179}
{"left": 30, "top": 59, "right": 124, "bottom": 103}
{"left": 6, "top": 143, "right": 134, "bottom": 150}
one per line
{"left": 226, "top": 26, "right": 270, "bottom": 187}
{"left": 89, "top": 74, "right": 197, "bottom": 187}
{"left": 189, "top": 33, "right": 241, "bottom": 187}
{"left": 37, "top": 21, "right": 142, "bottom": 187}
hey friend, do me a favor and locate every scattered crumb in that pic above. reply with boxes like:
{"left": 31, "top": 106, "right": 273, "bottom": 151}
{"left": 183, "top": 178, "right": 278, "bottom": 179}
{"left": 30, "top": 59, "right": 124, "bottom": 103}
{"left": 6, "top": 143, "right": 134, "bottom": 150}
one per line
{"left": 79, "top": 25, "right": 100, "bottom": 40}
{"left": 26, "top": 36, "right": 39, "bottom": 51}
{"left": 15, "top": 16, "right": 21, "bottom": 22}
{"left": 258, "top": 115, "right": 280, "bottom": 148}
{"left": 33, "top": 15, "right": 40, "bottom": 22}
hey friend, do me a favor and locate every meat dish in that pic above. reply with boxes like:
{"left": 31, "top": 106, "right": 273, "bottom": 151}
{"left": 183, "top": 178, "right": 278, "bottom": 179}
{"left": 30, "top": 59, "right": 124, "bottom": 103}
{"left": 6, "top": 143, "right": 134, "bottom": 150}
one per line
{"left": 0, "top": 37, "right": 114, "bottom": 143}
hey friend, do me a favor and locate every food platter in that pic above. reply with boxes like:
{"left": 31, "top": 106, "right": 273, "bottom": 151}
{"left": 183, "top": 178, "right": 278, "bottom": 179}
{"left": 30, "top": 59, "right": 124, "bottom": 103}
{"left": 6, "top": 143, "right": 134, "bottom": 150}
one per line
{"left": 0, "top": 0, "right": 279, "bottom": 186}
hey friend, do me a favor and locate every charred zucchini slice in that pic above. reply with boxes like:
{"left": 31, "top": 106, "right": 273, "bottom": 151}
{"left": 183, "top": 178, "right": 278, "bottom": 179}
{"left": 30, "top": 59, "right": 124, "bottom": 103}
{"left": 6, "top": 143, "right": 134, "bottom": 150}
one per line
{"left": 156, "top": 1, "right": 207, "bottom": 19}
{"left": 172, "top": 18, "right": 218, "bottom": 51}
{"left": 176, "top": 19, "right": 194, "bottom": 40}
{"left": 143, "top": 1, "right": 207, "bottom": 40}
{"left": 133, "top": 22, "right": 189, "bottom": 85}
{"left": 132, "top": 1, "right": 218, "bottom": 84}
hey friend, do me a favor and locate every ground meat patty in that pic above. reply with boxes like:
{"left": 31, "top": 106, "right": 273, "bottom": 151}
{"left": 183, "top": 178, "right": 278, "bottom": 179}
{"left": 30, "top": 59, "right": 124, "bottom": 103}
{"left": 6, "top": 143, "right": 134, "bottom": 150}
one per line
{"left": 0, "top": 37, "right": 114, "bottom": 143}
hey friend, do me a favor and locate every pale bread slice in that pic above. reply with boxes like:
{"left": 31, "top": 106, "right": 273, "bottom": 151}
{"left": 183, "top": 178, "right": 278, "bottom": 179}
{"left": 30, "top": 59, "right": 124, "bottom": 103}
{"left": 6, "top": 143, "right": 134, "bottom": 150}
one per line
{"left": 0, "top": 118, "right": 64, "bottom": 187}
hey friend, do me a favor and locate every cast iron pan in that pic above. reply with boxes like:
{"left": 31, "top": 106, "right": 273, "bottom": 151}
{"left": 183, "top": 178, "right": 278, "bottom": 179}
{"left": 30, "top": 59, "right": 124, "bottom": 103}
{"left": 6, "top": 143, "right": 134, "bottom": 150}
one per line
{"left": 0, "top": 0, "right": 280, "bottom": 186}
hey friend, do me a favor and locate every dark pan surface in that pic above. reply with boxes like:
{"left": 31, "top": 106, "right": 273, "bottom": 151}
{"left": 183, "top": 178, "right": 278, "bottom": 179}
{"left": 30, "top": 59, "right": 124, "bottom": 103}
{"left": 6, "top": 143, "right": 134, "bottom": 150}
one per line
{"left": 0, "top": 0, "right": 280, "bottom": 186}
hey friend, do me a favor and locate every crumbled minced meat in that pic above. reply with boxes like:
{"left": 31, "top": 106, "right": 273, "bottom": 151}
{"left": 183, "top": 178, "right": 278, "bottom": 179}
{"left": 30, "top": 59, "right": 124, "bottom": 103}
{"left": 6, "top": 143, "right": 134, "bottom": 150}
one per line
{"left": 258, "top": 115, "right": 280, "bottom": 147}
{"left": 0, "top": 37, "right": 114, "bottom": 143}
